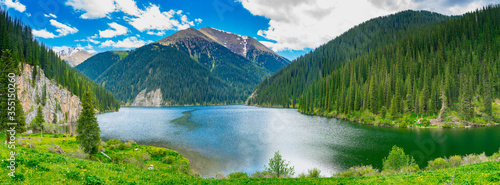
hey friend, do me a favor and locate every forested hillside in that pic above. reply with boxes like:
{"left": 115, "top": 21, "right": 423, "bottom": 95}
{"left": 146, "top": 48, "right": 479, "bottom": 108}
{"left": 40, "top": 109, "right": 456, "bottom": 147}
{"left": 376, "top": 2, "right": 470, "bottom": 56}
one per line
{"left": 95, "top": 43, "right": 243, "bottom": 105}
{"left": 247, "top": 10, "right": 449, "bottom": 107}
{"left": 0, "top": 9, "right": 119, "bottom": 112}
{"left": 75, "top": 51, "right": 127, "bottom": 80}
{"left": 299, "top": 5, "right": 500, "bottom": 127}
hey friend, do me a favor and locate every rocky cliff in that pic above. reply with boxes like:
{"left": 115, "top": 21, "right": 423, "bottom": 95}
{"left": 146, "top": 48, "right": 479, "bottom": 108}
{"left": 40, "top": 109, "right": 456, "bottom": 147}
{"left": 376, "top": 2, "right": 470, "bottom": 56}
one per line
{"left": 16, "top": 64, "right": 82, "bottom": 125}
{"left": 131, "top": 88, "right": 168, "bottom": 107}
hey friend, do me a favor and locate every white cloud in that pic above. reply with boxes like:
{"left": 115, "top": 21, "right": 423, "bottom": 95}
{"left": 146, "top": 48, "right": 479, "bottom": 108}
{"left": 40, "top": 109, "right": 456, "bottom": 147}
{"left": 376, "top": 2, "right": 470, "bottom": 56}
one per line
{"left": 128, "top": 4, "right": 195, "bottom": 32}
{"left": 240, "top": 0, "right": 496, "bottom": 52}
{"left": 75, "top": 37, "right": 101, "bottom": 44}
{"left": 99, "top": 22, "right": 128, "bottom": 38}
{"left": 32, "top": 19, "right": 78, "bottom": 39}
{"left": 50, "top": 19, "right": 79, "bottom": 37}
{"left": 32, "top": 29, "right": 57, "bottom": 39}
{"left": 66, "top": 0, "right": 116, "bottom": 19}
{"left": 44, "top": 13, "right": 57, "bottom": 18}
{"left": 1, "top": 0, "right": 26, "bottom": 13}
{"left": 146, "top": 31, "right": 166, "bottom": 36}
{"left": 99, "top": 36, "right": 150, "bottom": 48}
{"left": 115, "top": 0, "right": 140, "bottom": 16}
{"left": 195, "top": 18, "right": 203, "bottom": 24}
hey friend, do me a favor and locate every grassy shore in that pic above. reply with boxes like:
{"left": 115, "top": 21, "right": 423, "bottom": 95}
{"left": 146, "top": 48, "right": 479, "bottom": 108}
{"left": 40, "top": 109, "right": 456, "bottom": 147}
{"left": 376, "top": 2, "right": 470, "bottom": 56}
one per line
{"left": 1, "top": 133, "right": 499, "bottom": 184}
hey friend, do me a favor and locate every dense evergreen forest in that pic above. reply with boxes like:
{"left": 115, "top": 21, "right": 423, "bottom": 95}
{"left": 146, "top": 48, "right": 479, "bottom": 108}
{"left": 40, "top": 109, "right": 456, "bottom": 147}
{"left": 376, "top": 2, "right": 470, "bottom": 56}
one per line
{"left": 299, "top": 5, "right": 500, "bottom": 127}
{"left": 247, "top": 10, "right": 449, "bottom": 107}
{"left": 95, "top": 43, "right": 245, "bottom": 105}
{"left": 0, "top": 9, "right": 120, "bottom": 112}
{"left": 75, "top": 51, "right": 128, "bottom": 81}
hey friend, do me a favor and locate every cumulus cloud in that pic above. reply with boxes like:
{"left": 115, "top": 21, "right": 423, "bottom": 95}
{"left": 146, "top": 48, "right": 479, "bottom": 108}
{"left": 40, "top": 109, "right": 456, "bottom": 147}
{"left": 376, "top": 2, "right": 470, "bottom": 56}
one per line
{"left": 99, "top": 22, "right": 128, "bottom": 38}
{"left": 240, "top": 0, "right": 496, "bottom": 52}
{"left": 128, "top": 4, "right": 195, "bottom": 32}
{"left": 50, "top": 20, "right": 79, "bottom": 37}
{"left": 66, "top": 0, "right": 116, "bottom": 19}
{"left": 32, "top": 20, "right": 79, "bottom": 39}
{"left": 1, "top": 0, "right": 26, "bottom": 13}
{"left": 65, "top": 0, "right": 202, "bottom": 32}
{"left": 146, "top": 31, "right": 166, "bottom": 36}
{"left": 99, "top": 36, "right": 151, "bottom": 48}
{"left": 32, "top": 29, "right": 57, "bottom": 39}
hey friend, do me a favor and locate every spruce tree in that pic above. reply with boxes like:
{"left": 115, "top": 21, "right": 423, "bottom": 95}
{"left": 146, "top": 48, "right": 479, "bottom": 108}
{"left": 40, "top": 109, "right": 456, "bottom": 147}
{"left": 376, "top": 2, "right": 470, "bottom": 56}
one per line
{"left": 34, "top": 105, "right": 46, "bottom": 138}
{"left": 76, "top": 90, "right": 101, "bottom": 154}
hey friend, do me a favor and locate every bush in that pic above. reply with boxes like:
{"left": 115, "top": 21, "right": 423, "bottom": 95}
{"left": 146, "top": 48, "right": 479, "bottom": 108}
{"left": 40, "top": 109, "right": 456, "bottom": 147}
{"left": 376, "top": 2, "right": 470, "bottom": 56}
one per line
{"left": 215, "top": 173, "right": 226, "bottom": 179}
{"left": 265, "top": 151, "right": 295, "bottom": 178}
{"left": 336, "top": 165, "right": 378, "bottom": 177}
{"left": 66, "top": 170, "right": 81, "bottom": 180}
{"left": 449, "top": 155, "right": 463, "bottom": 167}
{"left": 307, "top": 168, "right": 321, "bottom": 177}
{"left": 105, "top": 139, "right": 123, "bottom": 146}
{"left": 117, "top": 143, "right": 127, "bottom": 150}
{"left": 426, "top": 158, "right": 451, "bottom": 170}
{"left": 421, "top": 119, "right": 431, "bottom": 127}
{"left": 228, "top": 171, "right": 248, "bottom": 179}
{"left": 250, "top": 171, "right": 272, "bottom": 178}
{"left": 383, "top": 145, "right": 415, "bottom": 172}
{"left": 463, "top": 154, "right": 482, "bottom": 165}
{"left": 147, "top": 147, "right": 169, "bottom": 157}
{"left": 11, "top": 172, "right": 25, "bottom": 181}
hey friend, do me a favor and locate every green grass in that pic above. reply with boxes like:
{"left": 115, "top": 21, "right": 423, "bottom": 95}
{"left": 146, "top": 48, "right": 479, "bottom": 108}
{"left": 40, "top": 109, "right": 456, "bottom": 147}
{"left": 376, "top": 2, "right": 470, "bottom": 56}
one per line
{"left": 1, "top": 133, "right": 499, "bottom": 184}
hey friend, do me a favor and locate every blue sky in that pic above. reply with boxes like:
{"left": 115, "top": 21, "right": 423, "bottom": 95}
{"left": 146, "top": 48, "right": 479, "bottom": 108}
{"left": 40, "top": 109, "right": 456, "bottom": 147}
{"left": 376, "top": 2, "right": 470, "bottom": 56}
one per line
{"left": 1, "top": 0, "right": 497, "bottom": 61}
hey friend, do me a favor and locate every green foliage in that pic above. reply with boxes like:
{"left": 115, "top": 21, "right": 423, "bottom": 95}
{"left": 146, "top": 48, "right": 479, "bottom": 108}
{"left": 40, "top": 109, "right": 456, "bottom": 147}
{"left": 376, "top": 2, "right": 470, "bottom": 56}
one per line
{"left": 84, "top": 175, "right": 104, "bottom": 185}
{"left": 228, "top": 172, "right": 248, "bottom": 179}
{"left": 449, "top": 155, "right": 463, "bottom": 167}
{"left": 382, "top": 145, "right": 416, "bottom": 172}
{"left": 265, "top": 151, "right": 295, "bottom": 178}
{"left": 426, "top": 158, "right": 451, "bottom": 170}
{"left": 307, "top": 168, "right": 321, "bottom": 177}
{"left": 105, "top": 139, "right": 123, "bottom": 146}
{"left": 34, "top": 106, "right": 45, "bottom": 131}
{"left": 76, "top": 91, "right": 100, "bottom": 154}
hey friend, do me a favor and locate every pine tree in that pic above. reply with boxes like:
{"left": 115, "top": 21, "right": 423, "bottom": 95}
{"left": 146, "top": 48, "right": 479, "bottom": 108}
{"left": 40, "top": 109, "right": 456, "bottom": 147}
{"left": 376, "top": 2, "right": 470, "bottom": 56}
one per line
{"left": 483, "top": 64, "right": 492, "bottom": 117}
{"left": 76, "top": 90, "right": 101, "bottom": 155}
{"left": 34, "top": 105, "right": 45, "bottom": 138}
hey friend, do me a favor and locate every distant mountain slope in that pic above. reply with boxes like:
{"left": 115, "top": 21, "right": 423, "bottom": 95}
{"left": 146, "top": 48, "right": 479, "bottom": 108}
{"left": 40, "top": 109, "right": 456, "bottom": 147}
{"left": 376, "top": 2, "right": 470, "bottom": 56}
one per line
{"left": 156, "top": 28, "right": 270, "bottom": 96}
{"left": 199, "top": 27, "right": 290, "bottom": 72}
{"left": 299, "top": 5, "right": 500, "bottom": 127}
{"left": 247, "top": 10, "right": 449, "bottom": 107}
{"left": 54, "top": 47, "right": 93, "bottom": 67}
{"left": 95, "top": 43, "right": 239, "bottom": 105}
{"left": 75, "top": 51, "right": 127, "bottom": 80}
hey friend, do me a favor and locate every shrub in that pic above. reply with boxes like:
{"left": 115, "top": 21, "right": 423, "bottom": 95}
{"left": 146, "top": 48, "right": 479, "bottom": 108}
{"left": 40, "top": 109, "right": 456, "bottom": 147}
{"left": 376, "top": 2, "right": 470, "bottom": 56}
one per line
{"left": 336, "top": 165, "right": 378, "bottom": 177}
{"left": 117, "top": 143, "right": 127, "bottom": 150}
{"left": 105, "top": 139, "right": 123, "bottom": 146}
{"left": 11, "top": 172, "right": 25, "bottom": 181}
{"left": 463, "top": 154, "right": 482, "bottom": 165}
{"left": 265, "top": 151, "right": 295, "bottom": 178}
{"left": 250, "top": 171, "right": 272, "bottom": 178}
{"left": 307, "top": 168, "right": 321, "bottom": 177}
{"left": 383, "top": 145, "right": 415, "bottom": 172}
{"left": 228, "top": 171, "right": 248, "bottom": 179}
{"left": 400, "top": 164, "right": 419, "bottom": 173}
{"left": 426, "top": 158, "right": 451, "bottom": 170}
{"left": 449, "top": 155, "right": 463, "bottom": 167}
{"left": 147, "top": 147, "right": 171, "bottom": 157}
{"left": 164, "top": 156, "right": 175, "bottom": 164}
{"left": 421, "top": 119, "right": 431, "bottom": 127}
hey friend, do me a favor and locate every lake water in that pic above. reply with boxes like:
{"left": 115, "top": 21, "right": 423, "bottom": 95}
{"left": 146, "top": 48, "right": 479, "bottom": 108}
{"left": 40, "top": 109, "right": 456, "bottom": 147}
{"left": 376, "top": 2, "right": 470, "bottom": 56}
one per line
{"left": 97, "top": 105, "right": 500, "bottom": 177}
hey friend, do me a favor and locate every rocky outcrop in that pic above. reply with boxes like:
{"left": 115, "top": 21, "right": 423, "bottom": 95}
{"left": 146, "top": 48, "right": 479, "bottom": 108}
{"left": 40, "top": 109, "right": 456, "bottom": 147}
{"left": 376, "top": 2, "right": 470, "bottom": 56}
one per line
{"left": 16, "top": 64, "right": 82, "bottom": 125}
{"left": 131, "top": 88, "right": 168, "bottom": 107}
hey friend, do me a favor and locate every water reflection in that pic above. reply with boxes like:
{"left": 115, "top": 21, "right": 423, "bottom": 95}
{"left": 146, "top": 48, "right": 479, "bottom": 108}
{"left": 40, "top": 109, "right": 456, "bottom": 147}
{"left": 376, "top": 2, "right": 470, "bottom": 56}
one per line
{"left": 97, "top": 105, "right": 500, "bottom": 177}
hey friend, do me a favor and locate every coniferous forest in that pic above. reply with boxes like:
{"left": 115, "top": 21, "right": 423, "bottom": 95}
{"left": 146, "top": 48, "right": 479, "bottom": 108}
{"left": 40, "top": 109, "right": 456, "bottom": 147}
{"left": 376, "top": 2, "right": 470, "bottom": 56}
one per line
{"left": 0, "top": 9, "right": 120, "bottom": 112}
{"left": 247, "top": 10, "right": 449, "bottom": 107}
{"left": 297, "top": 5, "right": 500, "bottom": 126}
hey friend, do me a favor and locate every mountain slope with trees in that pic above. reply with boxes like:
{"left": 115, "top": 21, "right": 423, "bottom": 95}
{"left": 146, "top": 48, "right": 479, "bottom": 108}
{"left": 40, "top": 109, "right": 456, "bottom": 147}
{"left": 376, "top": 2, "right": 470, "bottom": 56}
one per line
{"left": 95, "top": 43, "right": 243, "bottom": 105}
{"left": 75, "top": 51, "right": 127, "bottom": 80}
{"left": 0, "top": 9, "right": 119, "bottom": 113}
{"left": 298, "top": 5, "right": 500, "bottom": 127}
{"left": 246, "top": 10, "right": 449, "bottom": 107}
